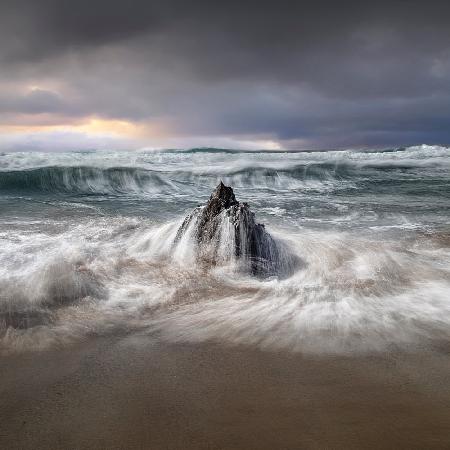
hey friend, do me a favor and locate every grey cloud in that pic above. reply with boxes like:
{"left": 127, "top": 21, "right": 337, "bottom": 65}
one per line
{"left": 0, "top": 89, "right": 69, "bottom": 115}
{"left": 0, "top": 0, "right": 450, "bottom": 148}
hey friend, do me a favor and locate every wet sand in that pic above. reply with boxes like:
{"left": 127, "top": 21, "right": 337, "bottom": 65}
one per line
{"left": 1, "top": 335, "right": 450, "bottom": 449}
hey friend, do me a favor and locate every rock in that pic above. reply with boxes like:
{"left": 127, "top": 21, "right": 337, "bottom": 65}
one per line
{"left": 175, "top": 182, "right": 298, "bottom": 277}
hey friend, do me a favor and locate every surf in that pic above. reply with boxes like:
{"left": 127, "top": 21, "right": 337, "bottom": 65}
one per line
{"left": 0, "top": 145, "right": 449, "bottom": 354}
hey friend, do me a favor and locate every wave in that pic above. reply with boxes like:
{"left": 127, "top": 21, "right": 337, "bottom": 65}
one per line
{"left": 0, "top": 166, "right": 176, "bottom": 195}
{"left": 160, "top": 147, "right": 260, "bottom": 154}
{"left": 0, "top": 163, "right": 378, "bottom": 195}
{"left": 1, "top": 144, "right": 449, "bottom": 168}
{"left": 0, "top": 164, "right": 342, "bottom": 195}
{"left": 159, "top": 145, "right": 450, "bottom": 155}
{"left": 1, "top": 151, "right": 449, "bottom": 196}
{"left": 0, "top": 239, "right": 107, "bottom": 332}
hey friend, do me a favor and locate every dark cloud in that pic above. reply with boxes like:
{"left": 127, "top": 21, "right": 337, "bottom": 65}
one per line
{"left": 0, "top": 0, "right": 450, "bottom": 148}
{"left": 0, "top": 89, "right": 70, "bottom": 115}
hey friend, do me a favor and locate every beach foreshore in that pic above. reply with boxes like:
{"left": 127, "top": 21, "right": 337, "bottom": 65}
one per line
{"left": 1, "top": 335, "right": 450, "bottom": 450}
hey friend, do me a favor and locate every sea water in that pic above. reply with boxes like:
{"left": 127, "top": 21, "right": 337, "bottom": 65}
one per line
{"left": 1, "top": 145, "right": 449, "bottom": 353}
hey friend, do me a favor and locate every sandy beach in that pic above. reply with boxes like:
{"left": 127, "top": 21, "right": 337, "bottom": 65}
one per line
{"left": 1, "top": 335, "right": 450, "bottom": 449}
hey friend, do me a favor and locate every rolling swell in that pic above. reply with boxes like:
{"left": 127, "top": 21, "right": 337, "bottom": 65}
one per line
{"left": 0, "top": 147, "right": 448, "bottom": 196}
{"left": 0, "top": 166, "right": 172, "bottom": 195}
{"left": 227, "top": 163, "right": 356, "bottom": 180}
{"left": 0, "top": 163, "right": 361, "bottom": 195}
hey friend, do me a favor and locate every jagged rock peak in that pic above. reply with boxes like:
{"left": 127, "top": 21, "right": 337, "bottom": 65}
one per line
{"left": 205, "top": 181, "right": 238, "bottom": 215}
{"left": 195, "top": 181, "right": 239, "bottom": 245}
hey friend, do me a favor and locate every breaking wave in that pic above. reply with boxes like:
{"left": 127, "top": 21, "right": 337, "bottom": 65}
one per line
{"left": 1, "top": 144, "right": 449, "bottom": 196}
{"left": 0, "top": 166, "right": 174, "bottom": 195}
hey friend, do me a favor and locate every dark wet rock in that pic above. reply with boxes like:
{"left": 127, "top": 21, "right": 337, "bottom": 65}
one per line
{"left": 197, "top": 181, "right": 238, "bottom": 243}
{"left": 175, "top": 182, "right": 299, "bottom": 277}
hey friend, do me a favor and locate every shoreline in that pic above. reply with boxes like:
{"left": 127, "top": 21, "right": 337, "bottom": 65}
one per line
{"left": 1, "top": 334, "right": 450, "bottom": 449}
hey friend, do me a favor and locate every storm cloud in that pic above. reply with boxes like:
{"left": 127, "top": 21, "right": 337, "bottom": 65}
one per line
{"left": 1, "top": 0, "right": 450, "bottom": 149}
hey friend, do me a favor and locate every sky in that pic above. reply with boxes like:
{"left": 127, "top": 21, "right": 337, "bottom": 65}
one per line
{"left": 1, "top": 0, "right": 450, "bottom": 151}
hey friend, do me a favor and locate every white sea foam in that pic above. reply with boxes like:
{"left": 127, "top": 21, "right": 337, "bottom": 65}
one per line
{"left": 0, "top": 215, "right": 449, "bottom": 354}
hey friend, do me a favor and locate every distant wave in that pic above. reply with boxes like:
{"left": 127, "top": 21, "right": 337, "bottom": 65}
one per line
{"left": 158, "top": 144, "right": 449, "bottom": 155}
{"left": 0, "top": 160, "right": 449, "bottom": 196}
{"left": 0, "top": 165, "right": 343, "bottom": 195}
{"left": 0, "top": 166, "right": 173, "bottom": 195}
{"left": 160, "top": 147, "right": 258, "bottom": 154}
{"left": 0, "top": 144, "right": 448, "bottom": 196}
{"left": 0, "top": 163, "right": 395, "bottom": 195}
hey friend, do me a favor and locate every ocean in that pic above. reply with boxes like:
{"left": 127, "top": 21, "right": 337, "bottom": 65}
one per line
{"left": 1, "top": 144, "right": 450, "bottom": 354}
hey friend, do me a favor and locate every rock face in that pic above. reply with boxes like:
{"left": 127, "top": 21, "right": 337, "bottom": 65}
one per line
{"left": 175, "top": 182, "right": 296, "bottom": 277}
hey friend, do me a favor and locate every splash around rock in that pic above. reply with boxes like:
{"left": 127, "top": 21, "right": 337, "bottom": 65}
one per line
{"left": 175, "top": 182, "right": 300, "bottom": 277}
